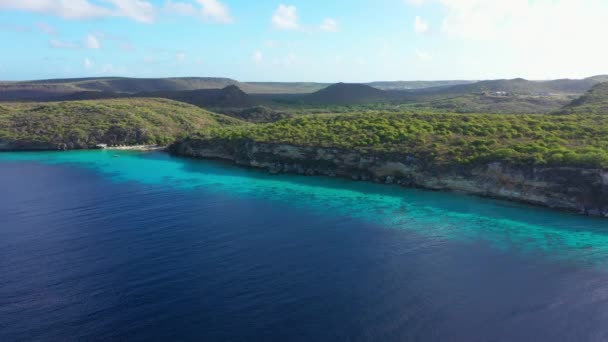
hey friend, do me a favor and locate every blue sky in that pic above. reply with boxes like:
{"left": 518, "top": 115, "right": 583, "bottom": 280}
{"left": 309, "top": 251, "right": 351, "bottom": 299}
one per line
{"left": 0, "top": 0, "right": 607, "bottom": 82}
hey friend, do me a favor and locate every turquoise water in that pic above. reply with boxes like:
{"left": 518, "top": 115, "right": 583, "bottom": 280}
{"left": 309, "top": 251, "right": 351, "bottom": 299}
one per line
{"left": 1, "top": 150, "right": 607, "bottom": 266}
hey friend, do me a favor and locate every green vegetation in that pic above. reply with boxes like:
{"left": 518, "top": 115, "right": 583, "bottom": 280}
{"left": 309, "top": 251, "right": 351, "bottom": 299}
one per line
{"left": 301, "top": 83, "right": 389, "bottom": 105}
{"left": 0, "top": 98, "right": 243, "bottom": 148}
{"left": 560, "top": 82, "right": 608, "bottom": 114}
{"left": 4, "top": 77, "right": 328, "bottom": 96}
{"left": 421, "top": 94, "right": 574, "bottom": 114}
{"left": 218, "top": 106, "right": 292, "bottom": 123}
{"left": 196, "top": 112, "right": 608, "bottom": 168}
{"left": 434, "top": 76, "right": 608, "bottom": 96}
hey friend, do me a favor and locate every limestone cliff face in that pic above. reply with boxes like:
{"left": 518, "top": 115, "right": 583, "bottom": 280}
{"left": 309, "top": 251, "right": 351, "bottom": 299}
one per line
{"left": 170, "top": 138, "right": 608, "bottom": 217}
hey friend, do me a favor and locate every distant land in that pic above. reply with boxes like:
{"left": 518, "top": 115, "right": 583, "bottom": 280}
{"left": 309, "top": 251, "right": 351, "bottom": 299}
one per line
{"left": 0, "top": 76, "right": 475, "bottom": 99}
{"left": 560, "top": 82, "right": 608, "bottom": 114}
{"left": 2, "top": 75, "right": 608, "bottom": 115}
{"left": 1, "top": 74, "right": 608, "bottom": 216}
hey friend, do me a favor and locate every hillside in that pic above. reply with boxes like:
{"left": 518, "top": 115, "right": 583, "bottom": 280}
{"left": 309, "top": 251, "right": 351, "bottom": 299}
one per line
{"left": 0, "top": 98, "right": 242, "bottom": 150}
{"left": 368, "top": 80, "right": 475, "bottom": 90}
{"left": 174, "top": 112, "right": 608, "bottom": 216}
{"left": 421, "top": 76, "right": 608, "bottom": 96}
{"left": 20, "top": 77, "right": 241, "bottom": 93}
{"left": 3, "top": 76, "right": 607, "bottom": 103}
{"left": 3, "top": 78, "right": 477, "bottom": 97}
{"left": 303, "top": 83, "right": 388, "bottom": 104}
{"left": 138, "top": 85, "right": 254, "bottom": 108}
{"left": 217, "top": 106, "right": 292, "bottom": 123}
{"left": 190, "top": 112, "right": 608, "bottom": 168}
{"left": 2, "top": 77, "right": 325, "bottom": 97}
{"left": 419, "top": 94, "right": 573, "bottom": 114}
{"left": 560, "top": 82, "right": 608, "bottom": 114}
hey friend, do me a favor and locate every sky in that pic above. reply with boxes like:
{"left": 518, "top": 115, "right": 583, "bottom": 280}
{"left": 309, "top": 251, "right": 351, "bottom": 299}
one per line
{"left": 0, "top": 0, "right": 607, "bottom": 82}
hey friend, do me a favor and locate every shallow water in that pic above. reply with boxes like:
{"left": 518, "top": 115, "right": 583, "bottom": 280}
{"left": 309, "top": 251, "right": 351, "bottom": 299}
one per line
{"left": 1, "top": 151, "right": 608, "bottom": 341}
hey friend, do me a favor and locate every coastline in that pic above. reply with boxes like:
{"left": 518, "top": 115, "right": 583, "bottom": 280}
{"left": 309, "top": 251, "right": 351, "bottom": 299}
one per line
{"left": 1, "top": 139, "right": 606, "bottom": 218}
{"left": 169, "top": 138, "right": 608, "bottom": 218}
{"left": 0, "top": 142, "right": 167, "bottom": 152}
{"left": 101, "top": 145, "right": 166, "bottom": 151}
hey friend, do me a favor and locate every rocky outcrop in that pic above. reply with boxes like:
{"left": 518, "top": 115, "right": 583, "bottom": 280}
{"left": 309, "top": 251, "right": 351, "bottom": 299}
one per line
{"left": 170, "top": 138, "right": 608, "bottom": 217}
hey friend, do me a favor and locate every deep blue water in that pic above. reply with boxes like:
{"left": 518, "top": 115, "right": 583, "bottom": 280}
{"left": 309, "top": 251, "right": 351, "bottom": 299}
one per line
{"left": 1, "top": 151, "right": 608, "bottom": 341}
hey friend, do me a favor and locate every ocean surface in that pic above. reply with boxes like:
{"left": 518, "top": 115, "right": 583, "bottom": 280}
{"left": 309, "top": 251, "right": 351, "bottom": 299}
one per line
{"left": 1, "top": 150, "right": 608, "bottom": 341}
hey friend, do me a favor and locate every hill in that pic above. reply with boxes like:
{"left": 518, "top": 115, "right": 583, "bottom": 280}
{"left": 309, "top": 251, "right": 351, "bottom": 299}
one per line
{"left": 1, "top": 77, "right": 326, "bottom": 98}
{"left": 560, "top": 82, "right": 608, "bottom": 114}
{"left": 138, "top": 85, "right": 254, "bottom": 108}
{"left": 190, "top": 112, "right": 608, "bottom": 168}
{"left": 20, "top": 77, "right": 242, "bottom": 93}
{"left": 0, "top": 98, "right": 242, "bottom": 150}
{"left": 217, "top": 106, "right": 292, "bottom": 123}
{"left": 421, "top": 76, "right": 608, "bottom": 96}
{"left": 368, "top": 80, "right": 475, "bottom": 91}
{"left": 416, "top": 94, "right": 573, "bottom": 114}
{"left": 303, "top": 83, "right": 388, "bottom": 104}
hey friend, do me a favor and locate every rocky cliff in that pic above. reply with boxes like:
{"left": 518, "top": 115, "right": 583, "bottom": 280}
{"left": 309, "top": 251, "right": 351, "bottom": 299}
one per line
{"left": 170, "top": 138, "right": 608, "bottom": 217}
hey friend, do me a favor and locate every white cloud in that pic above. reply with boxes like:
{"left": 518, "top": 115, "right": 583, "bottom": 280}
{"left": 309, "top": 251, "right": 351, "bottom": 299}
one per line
{"left": 198, "top": 0, "right": 233, "bottom": 23}
{"left": 272, "top": 52, "right": 299, "bottom": 67}
{"left": 272, "top": 4, "right": 299, "bottom": 30}
{"left": 164, "top": 0, "right": 197, "bottom": 16}
{"left": 176, "top": 52, "right": 186, "bottom": 62}
{"left": 414, "top": 16, "right": 429, "bottom": 34}
{"left": 320, "top": 18, "right": 338, "bottom": 32}
{"left": 85, "top": 34, "right": 101, "bottom": 49}
{"left": 84, "top": 57, "right": 94, "bottom": 69}
{"left": 264, "top": 40, "right": 279, "bottom": 48}
{"left": 102, "top": 64, "right": 115, "bottom": 73}
{"left": 0, "top": 0, "right": 156, "bottom": 23}
{"left": 353, "top": 56, "right": 367, "bottom": 66}
{"left": 100, "top": 63, "right": 127, "bottom": 74}
{"left": 436, "top": 0, "right": 608, "bottom": 78}
{"left": 37, "top": 22, "right": 57, "bottom": 35}
{"left": 0, "top": 0, "right": 112, "bottom": 19}
{"left": 251, "top": 50, "right": 263, "bottom": 63}
{"left": 415, "top": 49, "right": 432, "bottom": 61}
{"left": 106, "top": 0, "right": 156, "bottom": 23}
{"left": 164, "top": 0, "right": 233, "bottom": 23}
{"left": 49, "top": 39, "right": 79, "bottom": 49}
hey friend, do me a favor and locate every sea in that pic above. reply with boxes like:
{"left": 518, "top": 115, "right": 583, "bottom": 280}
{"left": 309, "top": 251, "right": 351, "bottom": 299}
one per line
{"left": 1, "top": 150, "right": 608, "bottom": 341}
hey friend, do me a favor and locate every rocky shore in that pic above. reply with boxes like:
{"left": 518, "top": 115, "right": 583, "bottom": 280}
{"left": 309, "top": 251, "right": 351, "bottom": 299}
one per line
{"left": 170, "top": 138, "right": 608, "bottom": 217}
{"left": 0, "top": 140, "right": 165, "bottom": 151}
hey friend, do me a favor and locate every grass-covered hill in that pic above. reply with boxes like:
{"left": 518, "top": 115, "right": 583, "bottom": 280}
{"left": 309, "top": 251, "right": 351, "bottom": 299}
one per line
{"left": 0, "top": 78, "right": 480, "bottom": 99}
{"left": 0, "top": 98, "right": 242, "bottom": 150}
{"left": 368, "top": 80, "right": 475, "bottom": 91}
{"left": 16, "top": 77, "right": 241, "bottom": 92}
{"left": 560, "top": 82, "right": 608, "bottom": 114}
{"left": 302, "top": 83, "right": 389, "bottom": 105}
{"left": 138, "top": 85, "right": 254, "bottom": 108}
{"left": 1, "top": 77, "right": 328, "bottom": 99}
{"left": 420, "top": 76, "right": 608, "bottom": 96}
{"left": 418, "top": 93, "right": 573, "bottom": 114}
{"left": 195, "top": 112, "right": 608, "bottom": 168}
{"left": 217, "top": 106, "right": 292, "bottom": 123}
{"left": 4, "top": 76, "right": 608, "bottom": 116}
